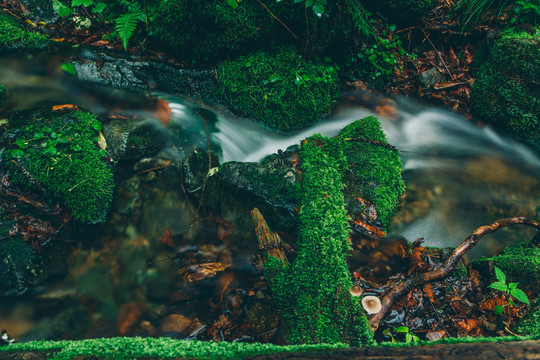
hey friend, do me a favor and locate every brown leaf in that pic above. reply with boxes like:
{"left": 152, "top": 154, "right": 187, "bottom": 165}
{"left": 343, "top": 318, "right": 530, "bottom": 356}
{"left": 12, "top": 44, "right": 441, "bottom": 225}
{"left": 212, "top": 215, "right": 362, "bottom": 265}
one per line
{"left": 52, "top": 104, "right": 80, "bottom": 112}
{"left": 178, "top": 262, "right": 231, "bottom": 282}
{"left": 160, "top": 228, "right": 175, "bottom": 248}
{"left": 424, "top": 283, "right": 435, "bottom": 303}
{"left": 456, "top": 318, "right": 480, "bottom": 332}
{"left": 425, "top": 330, "right": 447, "bottom": 341}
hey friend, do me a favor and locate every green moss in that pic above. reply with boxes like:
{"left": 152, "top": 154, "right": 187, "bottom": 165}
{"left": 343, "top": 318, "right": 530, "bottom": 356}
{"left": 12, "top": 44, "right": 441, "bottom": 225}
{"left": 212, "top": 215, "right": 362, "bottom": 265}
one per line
{"left": 146, "top": 0, "right": 278, "bottom": 62}
{"left": 515, "top": 299, "right": 540, "bottom": 336}
{"left": 0, "top": 84, "right": 6, "bottom": 109}
{"left": 470, "top": 29, "right": 539, "bottom": 145}
{"left": 216, "top": 48, "right": 339, "bottom": 130}
{"left": 265, "top": 132, "right": 374, "bottom": 345}
{"left": 473, "top": 239, "right": 540, "bottom": 291}
{"left": 0, "top": 337, "right": 346, "bottom": 360}
{"left": 0, "top": 12, "right": 49, "bottom": 50}
{"left": 337, "top": 117, "right": 405, "bottom": 230}
{"left": 3, "top": 110, "right": 114, "bottom": 223}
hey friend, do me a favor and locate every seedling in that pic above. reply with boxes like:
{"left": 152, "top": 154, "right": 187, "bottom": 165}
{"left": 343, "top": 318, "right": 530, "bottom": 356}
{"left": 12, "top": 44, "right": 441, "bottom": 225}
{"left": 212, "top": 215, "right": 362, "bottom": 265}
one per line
{"left": 488, "top": 266, "right": 530, "bottom": 315}
{"left": 383, "top": 326, "right": 420, "bottom": 343}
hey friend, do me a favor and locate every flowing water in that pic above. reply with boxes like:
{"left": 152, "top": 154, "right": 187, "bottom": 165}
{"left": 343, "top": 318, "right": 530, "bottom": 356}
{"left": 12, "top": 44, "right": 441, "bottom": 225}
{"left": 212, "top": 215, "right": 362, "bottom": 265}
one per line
{"left": 0, "top": 51, "right": 539, "bottom": 341}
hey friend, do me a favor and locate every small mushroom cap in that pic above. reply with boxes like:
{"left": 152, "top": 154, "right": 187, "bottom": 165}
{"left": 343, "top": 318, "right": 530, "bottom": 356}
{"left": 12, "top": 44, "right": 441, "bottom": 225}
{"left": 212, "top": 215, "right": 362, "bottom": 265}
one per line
{"left": 361, "top": 295, "right": 382, "bottom": 314}
{"left": 349, "top": 285, "right": 363, "bottom": 297}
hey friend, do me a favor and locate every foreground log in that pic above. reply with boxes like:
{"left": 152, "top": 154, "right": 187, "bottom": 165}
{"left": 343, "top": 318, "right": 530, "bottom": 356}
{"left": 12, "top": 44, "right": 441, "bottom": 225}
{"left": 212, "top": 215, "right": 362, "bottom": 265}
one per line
{"left": 369, "top": 217, "right": 540, "bottom": 331}
{"left": 245, "top": 339, "right": 540, "bottom": 360}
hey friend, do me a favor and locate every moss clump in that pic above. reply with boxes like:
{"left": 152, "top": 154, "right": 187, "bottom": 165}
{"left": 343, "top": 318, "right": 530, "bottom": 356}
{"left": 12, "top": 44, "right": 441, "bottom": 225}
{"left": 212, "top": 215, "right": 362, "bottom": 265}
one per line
{"left": 337, "top": 117, "right": 405, "bottom": 230}
{"left": 265, "top": 133, "right": 374, "bottom": 345}
{"left": 473, "top": 238, "right": 540, "bottom": 292}
{"left": 0, "top": 12, "right": 49, "bottom": 50}
{"left": 470, "top": 29, "right": 540, "bottom": 145}
{"left": 147, "top": 0, "right": 278, "bottom": 62}
{"left": 216, "top": 48, "right": 339, "bottom": 130}
{"left": 515, "top": 300, "right": 540, "bottom": 336}
{"left": 0, "top": 337, "right": 346, "bottom": 360}
{"left": 3, "top": 110, "right": 114, "bottom": 223}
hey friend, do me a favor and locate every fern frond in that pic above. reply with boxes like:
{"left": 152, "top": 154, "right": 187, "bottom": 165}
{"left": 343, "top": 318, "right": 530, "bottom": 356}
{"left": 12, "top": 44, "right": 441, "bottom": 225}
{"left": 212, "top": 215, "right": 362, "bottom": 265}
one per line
{"left": 115, "top": 9, "right": 142, "bottom": 49}
{"left": 345, "top": 0, "right": 374, "bottom": 39}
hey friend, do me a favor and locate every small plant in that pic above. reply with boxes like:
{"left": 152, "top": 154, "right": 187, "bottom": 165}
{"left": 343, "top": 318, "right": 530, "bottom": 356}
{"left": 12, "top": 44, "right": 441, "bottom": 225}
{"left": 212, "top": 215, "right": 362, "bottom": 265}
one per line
{"left": 511, "top": 0, "right": 540, "bottom": 24}
{"left": 488, "top": 265, "right": 530, "bottom": 315}
{"left": 383, "top": 326, "right": 420, "bottom": 343}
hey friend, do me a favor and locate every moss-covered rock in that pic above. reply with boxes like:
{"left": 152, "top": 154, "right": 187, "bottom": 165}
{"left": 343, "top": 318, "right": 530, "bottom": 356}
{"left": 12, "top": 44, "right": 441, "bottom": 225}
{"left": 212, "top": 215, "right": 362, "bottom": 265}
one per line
{"left": 3, "top": 110, "right": 114, "bottom": 223}
{"left": 0, "top": 12, "right": 49, "bottom": 51}
{"left": 216, "top": 48, "right": 339, "bottom": 130}
{"left": 146, "top": 0, "right": 279, "bottom": 62}
{"left": 265, "top": 132, "right": 374, "bottom": 345}
{"left": 470, "top": 29, "right": 540, "bottom": 146}
{"left": 515, "top": 299, "right": 540, "bottom": 336}
{"left": 473, "top": 237, "right": 540, "bottom": 293}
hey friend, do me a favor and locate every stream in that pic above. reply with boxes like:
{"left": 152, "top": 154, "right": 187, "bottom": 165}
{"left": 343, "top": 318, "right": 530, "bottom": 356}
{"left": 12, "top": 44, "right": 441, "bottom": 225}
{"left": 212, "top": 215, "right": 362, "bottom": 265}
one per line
{"left": 0, "top": 49, "right": 539, "bottom": 342}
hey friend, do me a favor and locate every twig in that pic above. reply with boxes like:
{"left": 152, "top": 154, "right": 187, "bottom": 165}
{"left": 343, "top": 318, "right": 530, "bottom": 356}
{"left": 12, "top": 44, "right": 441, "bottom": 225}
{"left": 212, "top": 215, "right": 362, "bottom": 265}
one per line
{"left": 420, "top": 28, "right": 455, "bottom": 81}
{"left": 255, "top": 0, "right": 303, "bottom": 41}
{"left": 369, "top": 217, "right": 540, "bottom": 332}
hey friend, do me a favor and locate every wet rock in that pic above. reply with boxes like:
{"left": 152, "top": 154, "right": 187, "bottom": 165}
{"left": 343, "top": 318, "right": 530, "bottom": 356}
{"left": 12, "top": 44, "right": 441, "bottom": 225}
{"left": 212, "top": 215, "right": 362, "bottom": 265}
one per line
{"left": 159, "top": 314, "right": 193, "bottom": 336}
{"left": 245, "top": 294, "right": 280, "bottom": 342}
{"left": 418, "top": 67, "right": 446, "bottom": 89}
{"left": 103, "top": 118, "right": 178, "bottom": 161}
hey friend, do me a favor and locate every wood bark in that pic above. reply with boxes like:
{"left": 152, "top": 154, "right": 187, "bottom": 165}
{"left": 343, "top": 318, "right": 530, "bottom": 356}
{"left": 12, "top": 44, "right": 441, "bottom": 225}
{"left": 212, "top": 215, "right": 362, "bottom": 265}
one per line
{"left": 245, "top": 339, "right": 540, "bottom": 360}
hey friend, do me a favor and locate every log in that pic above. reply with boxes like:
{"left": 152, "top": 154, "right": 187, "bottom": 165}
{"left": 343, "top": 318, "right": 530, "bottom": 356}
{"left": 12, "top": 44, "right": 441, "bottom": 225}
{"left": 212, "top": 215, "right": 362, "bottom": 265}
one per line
{"left": 251, "top": 208, "right": 289, "bottom": 267}
{"left": 245, "top": 339, "right": 540, "bottom": 360}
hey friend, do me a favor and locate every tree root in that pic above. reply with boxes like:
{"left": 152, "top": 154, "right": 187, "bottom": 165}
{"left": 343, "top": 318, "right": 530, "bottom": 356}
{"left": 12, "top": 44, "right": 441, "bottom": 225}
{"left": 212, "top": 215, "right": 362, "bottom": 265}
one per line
{"left": 369, "top": 217, "right": 540, "bottom": 332}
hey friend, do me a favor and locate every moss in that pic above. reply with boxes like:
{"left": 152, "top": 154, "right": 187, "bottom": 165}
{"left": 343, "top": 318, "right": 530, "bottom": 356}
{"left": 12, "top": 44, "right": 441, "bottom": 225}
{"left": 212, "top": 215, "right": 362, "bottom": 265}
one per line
{"left": 3, "top": 110, "right": 114, "bottom": 223}
{"left": 470, "top": 29, "right": 539, "bottom": 145}
{"left": 473, "top": 238, "right": 540, "bottom": 292}
{"left": 216, "top": 48, "right": 339, "bottom": 130}
{"left": 146, "top": 0, "right": 279, "bottom": 62}
{"left": 515, "top": 299, "right": 540, "bottom": 336}
{"left": 0, "top": 84, "right": 6, "bottom": 109}
{"left": 337, "top": 117, "right": 405, "bottom": 230}
{"left": 0, "top": 337, "right": 346, "bottom": 360}
{"left": 0, "top": 12, "right": 49, "bottom": 50}
{"left": 265, "top": 133, "right": 374, "bottom": 346}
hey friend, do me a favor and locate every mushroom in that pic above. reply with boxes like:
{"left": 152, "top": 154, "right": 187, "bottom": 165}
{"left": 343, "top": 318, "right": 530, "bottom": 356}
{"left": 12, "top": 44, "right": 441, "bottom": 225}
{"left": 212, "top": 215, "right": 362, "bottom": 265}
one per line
{"left": 349, "top": 285, "right": 363, "bottom": 297}
{"left": 361, "top": 295, "right": 382, "bottom": 314}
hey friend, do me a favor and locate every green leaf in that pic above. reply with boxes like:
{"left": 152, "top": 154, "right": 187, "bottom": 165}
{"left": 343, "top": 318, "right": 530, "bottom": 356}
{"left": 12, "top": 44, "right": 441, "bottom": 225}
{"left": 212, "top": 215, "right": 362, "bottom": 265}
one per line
{"left": 115, "top": 10, "right": 142, "bottom": 49}
{"left": 395, "top": 326, "right": 409, "bottom": 333}
{"left": 488, "top": 282, "right": 509, "bottom": 292}
{"left": 405, "top": 332, "right": 412, "bottom": 343}
{"left": 510, "top": 288, "right": 530, "bottom": 305}
{"left": 508, "top": 282, "right": 518, "bottom": 290}
{"left": 91, "top": 121, "right": 102, "bottom": 130}
{"left": 60, "top": 61, "right": 76, "bottom": 75}
{"left": 494, "top": 266, "right": 506, "bottom": 284}
{"left": 15, "top": 139, "right": 29, "bottom": 149}
{"left": 494, "top": 305, "right": 504, "bottom": 315}
{"left": 52, "top": 0, "right": 72, "bottom": 17}
{"left": 43, "top": 146, "right": 57, "bottom": 156}
{"left": 92, "top": 2, "right": 106, "bottom": 13}
{"left": 312, "top": 3, "right": 324, "bottom": 17}
{"left": 72, "top": 0, "right": 94, "bottom": 6}
{"left": 11, "top": 149, "right": 24, "bottom": 159}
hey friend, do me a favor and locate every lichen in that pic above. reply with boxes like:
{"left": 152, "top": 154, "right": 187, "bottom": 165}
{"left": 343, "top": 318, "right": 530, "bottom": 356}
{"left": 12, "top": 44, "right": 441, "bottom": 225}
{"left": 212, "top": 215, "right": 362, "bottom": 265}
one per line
{"left": 470, "top": 29, "right": 539, "bottom": 146}
{"left": 0, "top": 12, "right": 49, "bottom": 50}
{"left": 216, "top": 48, "right": 339, "bottom": 130}
{"left": 3, "top": 110, "right": 114, "bottom": 223}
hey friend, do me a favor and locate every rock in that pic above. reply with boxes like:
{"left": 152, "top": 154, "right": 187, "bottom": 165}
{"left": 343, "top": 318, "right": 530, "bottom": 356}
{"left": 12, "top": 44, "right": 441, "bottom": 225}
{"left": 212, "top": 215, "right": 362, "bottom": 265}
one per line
{"left": 470, "top": 29, "right": 539, "bottom": 146}
{"left": 418, "top": 67, "right": 446, "bottom": 89}
{"left": 159, "top": 314, "right": 193, "bottom": 336}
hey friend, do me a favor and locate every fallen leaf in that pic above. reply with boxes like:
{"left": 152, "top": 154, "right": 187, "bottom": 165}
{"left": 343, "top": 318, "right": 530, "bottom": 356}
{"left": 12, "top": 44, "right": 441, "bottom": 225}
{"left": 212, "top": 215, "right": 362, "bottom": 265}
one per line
{"left": 52, "top": 104, "right": 80, "bottom": 112}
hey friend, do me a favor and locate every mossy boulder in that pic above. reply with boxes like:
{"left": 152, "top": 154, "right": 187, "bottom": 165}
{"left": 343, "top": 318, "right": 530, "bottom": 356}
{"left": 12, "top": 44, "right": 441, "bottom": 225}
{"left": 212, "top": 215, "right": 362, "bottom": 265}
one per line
{"left": 470, "top": 29, "right": 540, "bottom": 146}
{"left": 0, "top": 12, "right": 49, "bottom": 51}
{"left": 473, "top": 237, "right": 540, "bottom": 293}
{"left": 216, "top": 48, "right": 339, "bottom": 130}
{"left": 3, "top": 110, "right": 114, "bottom": 223}
{"left": 146, "top": 0, "right": 279, "bottom": 62}
{"left": 515, "top": 300, "right": 540, "bottom": 336}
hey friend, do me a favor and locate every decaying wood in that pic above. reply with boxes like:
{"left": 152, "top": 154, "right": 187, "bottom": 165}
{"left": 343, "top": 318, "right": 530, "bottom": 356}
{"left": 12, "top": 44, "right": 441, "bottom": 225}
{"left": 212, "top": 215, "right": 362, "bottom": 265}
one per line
{"left": 251, "top": 208, "right": 289, "bottom": 267}
{"left": 245, "top": 339, "right": 540, "bottom": 359}
{"left": 369, "top": 217, "right": 540, "bottom": 332}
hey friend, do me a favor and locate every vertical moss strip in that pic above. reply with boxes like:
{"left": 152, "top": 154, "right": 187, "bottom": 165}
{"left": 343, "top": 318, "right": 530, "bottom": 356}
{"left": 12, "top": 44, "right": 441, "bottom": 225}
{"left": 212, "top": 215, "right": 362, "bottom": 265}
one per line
{"left": 265, "top": 133, "right": 374, "bottom": 345}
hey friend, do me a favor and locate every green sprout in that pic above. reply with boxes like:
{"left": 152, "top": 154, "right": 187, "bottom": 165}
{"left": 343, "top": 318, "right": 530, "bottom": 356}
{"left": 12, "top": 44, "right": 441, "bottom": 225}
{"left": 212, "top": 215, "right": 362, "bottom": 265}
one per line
{"left": 383, "top": 326, "right": 420, "bottom": 343}
{"left": 488, "top": 266, "right": 530, "bottom": 315}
